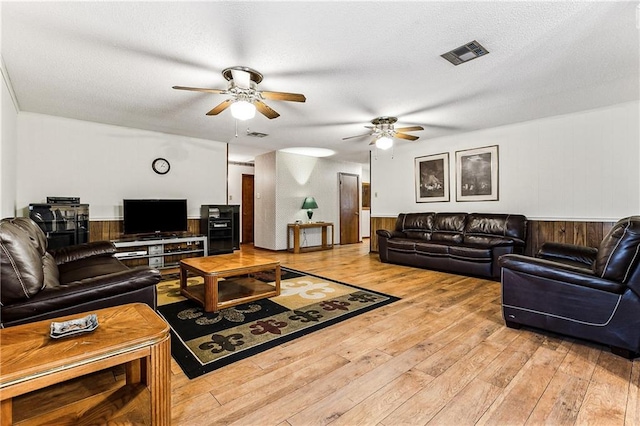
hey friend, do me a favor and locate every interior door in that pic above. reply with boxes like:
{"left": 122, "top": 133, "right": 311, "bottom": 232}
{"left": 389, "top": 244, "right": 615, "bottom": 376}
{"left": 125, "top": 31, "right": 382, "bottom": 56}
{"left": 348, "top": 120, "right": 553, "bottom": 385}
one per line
{"left": 339, "top": 172, "right": 360, "bottom": 244}
{"left": 241, "top": 174, "right": 255, "bottom": 244}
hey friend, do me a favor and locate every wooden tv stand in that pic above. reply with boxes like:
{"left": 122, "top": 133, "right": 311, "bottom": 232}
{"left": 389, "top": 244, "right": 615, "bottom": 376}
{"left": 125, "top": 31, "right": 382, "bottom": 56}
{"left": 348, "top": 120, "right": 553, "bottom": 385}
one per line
{"left": 113, "top": 234, "right": 207, "bottom": 269}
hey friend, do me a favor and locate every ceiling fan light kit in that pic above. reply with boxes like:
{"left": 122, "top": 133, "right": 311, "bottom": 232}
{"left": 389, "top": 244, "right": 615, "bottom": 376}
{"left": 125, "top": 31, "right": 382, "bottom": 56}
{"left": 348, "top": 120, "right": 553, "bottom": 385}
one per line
{"left": 375, "top": 136, "right": 394, "bottom": 150}
{"left": 343, "top": 116, "right": 424, "bottom": 151}
{"left": 173, "top": 66, "right": 306, "bottom": 120}
{"left": 230, "top": 100, "right": 256, "bottom": 120}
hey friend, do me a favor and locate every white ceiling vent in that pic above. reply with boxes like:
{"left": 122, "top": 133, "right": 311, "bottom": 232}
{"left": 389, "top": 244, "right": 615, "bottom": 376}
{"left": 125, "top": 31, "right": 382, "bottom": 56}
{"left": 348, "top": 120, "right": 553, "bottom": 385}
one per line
{"left": 441, "top": 40, "right": 489, "bottom": 65}
{"left": 246, "top": 131, "right": 268, "bottom": 138}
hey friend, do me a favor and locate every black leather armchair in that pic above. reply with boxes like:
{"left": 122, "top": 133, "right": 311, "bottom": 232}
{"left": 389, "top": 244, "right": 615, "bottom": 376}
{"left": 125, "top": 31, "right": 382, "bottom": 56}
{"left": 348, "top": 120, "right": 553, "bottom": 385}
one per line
{"left": 499, "top": 216, "right": 640, "bottom": 359}
{"left": 1, "top": 217, "right": 162, "bottom": 327}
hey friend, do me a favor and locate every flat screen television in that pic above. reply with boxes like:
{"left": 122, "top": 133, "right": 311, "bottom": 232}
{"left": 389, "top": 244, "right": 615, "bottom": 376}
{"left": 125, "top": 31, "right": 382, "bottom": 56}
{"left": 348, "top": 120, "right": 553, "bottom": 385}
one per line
{"left": 123, "top": 199, "right": 188, "bottom": 236}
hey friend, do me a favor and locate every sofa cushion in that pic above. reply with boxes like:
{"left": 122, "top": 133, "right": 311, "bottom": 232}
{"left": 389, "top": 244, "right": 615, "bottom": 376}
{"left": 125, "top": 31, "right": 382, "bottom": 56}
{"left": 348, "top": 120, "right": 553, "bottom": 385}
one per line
{"left": 595, "top": 217, "right": 640, "bottom": 283}
{"left": 415, "top": 241, "right": 449, "bottom": 256}
{"left": 397, "top": 213, "right": 434, "bottom": 240}
{"left": 43, "top": 252, "right": 61, "bottom": 288}
{"left": 464, "top": 213, "right": 527, "bottom": 245}
{"left": 432, "top": 213, "right": 466, "bottom": 243}
{"left": 449, "top": 245, "right": 492, "bottom": 261}
{"left": 9, "top": 217, "right": 48, "bottom": 255}
{"left": 387, "top": 238, "right": 416, "bottom": 252}
{"left": 0, "top": 219, "right": 46, "bottom": 304}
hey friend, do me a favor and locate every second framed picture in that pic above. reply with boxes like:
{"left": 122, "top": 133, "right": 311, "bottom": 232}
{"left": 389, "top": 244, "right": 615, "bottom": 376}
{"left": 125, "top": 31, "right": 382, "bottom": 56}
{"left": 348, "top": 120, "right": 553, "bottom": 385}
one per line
{"left": 455, "top": 145, "right": 499, "bottom": 202}
{"left": 415, "top": 153, "right": 450, "bottom": 202}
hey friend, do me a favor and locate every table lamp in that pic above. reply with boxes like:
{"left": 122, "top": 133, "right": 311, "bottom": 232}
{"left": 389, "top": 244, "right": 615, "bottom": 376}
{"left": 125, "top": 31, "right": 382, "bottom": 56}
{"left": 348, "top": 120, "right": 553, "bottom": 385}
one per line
{"left": 301, "top": 197, "right": 318, "bottom": 221}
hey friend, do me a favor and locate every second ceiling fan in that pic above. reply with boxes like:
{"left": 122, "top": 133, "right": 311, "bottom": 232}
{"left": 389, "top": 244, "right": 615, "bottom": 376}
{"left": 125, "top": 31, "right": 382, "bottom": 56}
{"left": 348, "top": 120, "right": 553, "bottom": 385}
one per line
{"left": 343, "top": 116, "right": 424, "bottom": 149}
{"left": 173, "top": 66, "right": 306, "bottom": 120}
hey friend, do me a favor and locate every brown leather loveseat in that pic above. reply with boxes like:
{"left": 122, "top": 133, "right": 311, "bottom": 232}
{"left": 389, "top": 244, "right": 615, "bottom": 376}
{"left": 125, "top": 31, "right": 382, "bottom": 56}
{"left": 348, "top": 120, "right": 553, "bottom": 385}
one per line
{"left": 376, "top": 212, "right": 527, "bottom": 278}
{"left": 499, "top": 216, "right": 640, "bottom": 359}
{"left": 0, "top": 217, "right": 162, "bottom": 327}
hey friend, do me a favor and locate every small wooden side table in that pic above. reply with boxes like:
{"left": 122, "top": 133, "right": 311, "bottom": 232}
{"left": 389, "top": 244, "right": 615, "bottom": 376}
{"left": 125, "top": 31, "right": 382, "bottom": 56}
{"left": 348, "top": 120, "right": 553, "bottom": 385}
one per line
{"left": 0, "top": 303, "right": 170, "bottom": 425}
{"left": 287, "top": 222, "right": 335, "bottom": 254}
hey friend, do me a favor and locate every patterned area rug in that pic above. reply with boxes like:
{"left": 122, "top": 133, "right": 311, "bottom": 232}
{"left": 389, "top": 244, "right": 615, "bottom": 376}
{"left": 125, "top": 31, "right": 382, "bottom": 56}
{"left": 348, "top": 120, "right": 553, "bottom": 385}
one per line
{"left": 156, "top": 267, "right": 399, "bottom": 379}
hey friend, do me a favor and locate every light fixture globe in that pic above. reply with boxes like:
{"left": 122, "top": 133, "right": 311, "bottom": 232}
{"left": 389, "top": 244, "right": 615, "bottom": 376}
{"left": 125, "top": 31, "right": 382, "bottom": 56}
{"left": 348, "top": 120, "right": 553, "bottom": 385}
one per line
{"left": 376, "top": 135, "right": 394, "bottom": 150}
{"left": 230, "top": 100, "right": 256, "bottom": 120}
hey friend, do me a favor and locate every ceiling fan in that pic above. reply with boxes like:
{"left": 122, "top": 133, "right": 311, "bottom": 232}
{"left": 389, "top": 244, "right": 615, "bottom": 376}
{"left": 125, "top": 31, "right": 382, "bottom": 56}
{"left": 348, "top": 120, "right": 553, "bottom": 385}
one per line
{"left": 173, "top": 66, "right": 306, "bottom": 120}
{"left": 342, "top": 116, "right": 424, "bottom": 150}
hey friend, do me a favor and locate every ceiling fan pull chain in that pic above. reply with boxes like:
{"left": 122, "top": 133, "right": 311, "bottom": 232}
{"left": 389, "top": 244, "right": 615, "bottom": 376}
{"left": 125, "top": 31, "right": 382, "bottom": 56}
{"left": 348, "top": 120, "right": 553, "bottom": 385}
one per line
{"left": 235, "top": 120, "right": 238, "bottom": 138}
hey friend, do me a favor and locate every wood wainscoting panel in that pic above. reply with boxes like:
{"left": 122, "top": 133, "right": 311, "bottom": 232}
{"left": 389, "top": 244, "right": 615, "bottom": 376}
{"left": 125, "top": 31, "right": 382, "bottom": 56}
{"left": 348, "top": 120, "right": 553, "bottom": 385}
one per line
{"left": 90, "top": 219, "right": 201, "bottom": 242}
{"left": 370, "top": 216, "right": 616, "bottom": 255}
{"left": 526, "top": 220, "right": 615, "bottom": 256}
{"left": 369, "top": 216, "right": 398, "bottom": 253}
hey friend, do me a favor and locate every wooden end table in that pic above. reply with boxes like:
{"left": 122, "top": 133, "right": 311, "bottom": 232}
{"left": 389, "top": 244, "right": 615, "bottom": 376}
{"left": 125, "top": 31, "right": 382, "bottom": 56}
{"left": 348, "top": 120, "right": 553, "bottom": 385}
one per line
{"left": 0, "top": 303, "right": 170, "bottom": 425}
{"left": 180, "top": 252, "right": 281, "bottom": 312}
{"left": 287, "top": 222, "right": 334, "bottom": 253}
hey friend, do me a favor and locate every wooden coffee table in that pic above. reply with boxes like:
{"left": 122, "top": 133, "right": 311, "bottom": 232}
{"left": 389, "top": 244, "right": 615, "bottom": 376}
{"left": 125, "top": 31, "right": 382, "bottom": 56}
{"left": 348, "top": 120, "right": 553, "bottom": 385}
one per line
{"left": 180, "top": 252, "right": 281, "bottom": 312}
{"left": 0, "top": 303, "right": 170, "bottom": 425}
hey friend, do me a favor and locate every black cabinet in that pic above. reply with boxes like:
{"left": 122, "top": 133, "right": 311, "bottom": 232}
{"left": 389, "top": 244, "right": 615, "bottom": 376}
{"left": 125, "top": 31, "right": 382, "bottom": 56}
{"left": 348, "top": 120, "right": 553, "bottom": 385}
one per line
{"left": 29, "top": 203, "right": 89, "bottom": 249}
{"left": 201, "top": 205, "right": 240, "bottom": 255}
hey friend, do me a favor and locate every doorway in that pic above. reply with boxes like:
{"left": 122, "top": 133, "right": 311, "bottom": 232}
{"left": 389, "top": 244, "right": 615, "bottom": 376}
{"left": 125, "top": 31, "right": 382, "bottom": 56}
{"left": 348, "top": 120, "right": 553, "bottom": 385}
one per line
{"left": 241, "top": 174, "right": 255, "bottom": 244}
{"left": 339, "top": 172, "right": 360, "bottom": 245}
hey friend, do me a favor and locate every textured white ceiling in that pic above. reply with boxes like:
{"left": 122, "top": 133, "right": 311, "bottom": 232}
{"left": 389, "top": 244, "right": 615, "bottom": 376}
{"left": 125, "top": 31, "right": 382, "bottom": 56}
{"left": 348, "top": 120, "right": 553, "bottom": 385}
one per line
{"left": 2, "top": 1, "right": 639, "bottom": 164}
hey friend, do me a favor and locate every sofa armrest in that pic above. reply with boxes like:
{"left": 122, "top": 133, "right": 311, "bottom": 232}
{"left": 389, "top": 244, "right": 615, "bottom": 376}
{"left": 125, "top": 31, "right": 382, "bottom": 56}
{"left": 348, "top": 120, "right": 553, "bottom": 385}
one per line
{"left": 51, "top": 241, "right": 117, "bottom": 265}
{"left": 20, "top": 267, "right": 160, "bottom": 310}
{"left": 376, "top": 229, "right": 392, "bottom": 239}
{"left": 376, "top": 229, "right": 406, "bottom": 239}
{"left": 499, "top": 254, "right": 625, "bottom": 294}
{"left": 62, "top": 265, "right": 161, "bottom": 288}
{"left": 537, "top": 242, "right": 597, "bottom": 267}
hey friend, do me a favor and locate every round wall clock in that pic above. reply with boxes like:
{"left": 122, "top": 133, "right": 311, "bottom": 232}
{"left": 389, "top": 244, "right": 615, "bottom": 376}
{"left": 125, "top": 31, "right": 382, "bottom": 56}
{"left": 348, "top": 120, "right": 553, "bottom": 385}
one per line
{"left": 152, "top": 158, "right": 170, "bottom": 175}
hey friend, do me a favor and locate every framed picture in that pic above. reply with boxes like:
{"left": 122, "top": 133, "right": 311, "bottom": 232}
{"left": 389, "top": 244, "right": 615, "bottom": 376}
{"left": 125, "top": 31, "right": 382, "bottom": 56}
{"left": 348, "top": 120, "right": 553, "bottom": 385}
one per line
{"left": 455, "top": 145, "right": 499, "bottom": 201}
{"left": 415, "top": 153, "right": 450, "bottom": 202}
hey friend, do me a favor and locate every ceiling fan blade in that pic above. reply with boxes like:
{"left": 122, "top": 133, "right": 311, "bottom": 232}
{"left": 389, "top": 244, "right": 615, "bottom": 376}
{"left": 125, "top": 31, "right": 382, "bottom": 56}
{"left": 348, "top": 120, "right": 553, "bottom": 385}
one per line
{"left": 255, "top": 100, "right": 280, "bottom": 119}
{"left": 206, "top": 99, "right": 233, "bottom": 116}
{"left": 395, "top": 133, "right": 419, "bottom": 141}
{"left": 231, "top": 69, "right": 251, "bottom": 89}
{"left": 395, "top": 126, "right": 424, "bottom": 132}
{"left": 172, "top": 86, "right": 226, "bottom": 94}
{"left": 260, "top": 91, "right": 306, "bottom": 103}
{"left": 342, "top": 133, "right": 373, "bottom": 140}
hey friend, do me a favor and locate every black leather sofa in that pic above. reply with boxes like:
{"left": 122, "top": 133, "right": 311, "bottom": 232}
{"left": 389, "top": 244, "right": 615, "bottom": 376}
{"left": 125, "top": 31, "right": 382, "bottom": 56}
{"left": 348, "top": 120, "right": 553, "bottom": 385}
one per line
{"left": 376, "top": 212, "right": 527, "bottom": 278}
{"left": 499, "top": 216, "right": 640, "bottom": 359}
{"left": 0, "top": 217, "right": 162, "bottom": 327}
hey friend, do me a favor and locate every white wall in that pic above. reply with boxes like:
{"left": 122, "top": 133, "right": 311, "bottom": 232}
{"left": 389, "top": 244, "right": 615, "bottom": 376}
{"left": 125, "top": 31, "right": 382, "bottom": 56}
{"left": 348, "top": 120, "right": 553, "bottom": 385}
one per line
{"left": 228, "top": 162, "right": 255, "bottom": 242}
{"left": 1, "top": 60, "right": 19, "bottom": 218}
{"left": 254, "top": 151, "right": 277, "bottom": 249}
{"left": 16, "top": 113, "right": 228, "bottom": 219}
{"left": 255, "top": 151, "right": 362, "bottom": 250}
{"left": 372, "top": 101, "right": 640, "bottom": 221}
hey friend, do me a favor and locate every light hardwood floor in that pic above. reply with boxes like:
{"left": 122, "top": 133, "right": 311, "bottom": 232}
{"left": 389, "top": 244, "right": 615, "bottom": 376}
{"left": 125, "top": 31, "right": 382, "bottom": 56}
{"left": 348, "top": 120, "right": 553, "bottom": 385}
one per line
{"left": 13, "top": 242, "right": 640, "bottom": 425}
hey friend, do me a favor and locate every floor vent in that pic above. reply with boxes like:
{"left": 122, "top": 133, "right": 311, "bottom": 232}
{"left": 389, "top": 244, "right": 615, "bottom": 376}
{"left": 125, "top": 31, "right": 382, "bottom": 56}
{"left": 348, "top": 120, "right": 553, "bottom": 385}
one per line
{"left": 441, "top": 40, "right": 489, "bottom": 65}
